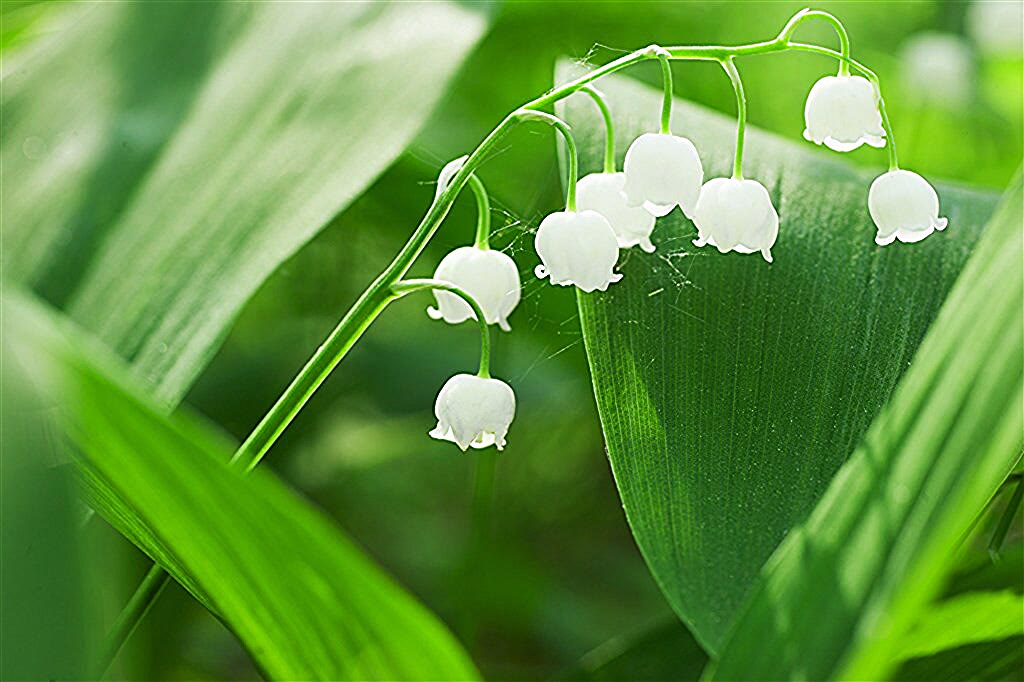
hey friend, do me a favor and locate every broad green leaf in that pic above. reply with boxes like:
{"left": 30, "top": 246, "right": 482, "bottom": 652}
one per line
{"left": 2, "top": 1, "right": 487, "bottom": 404}
{"left": 1, "top": 329, "right": 95, "bottom": 680}
{"left": 555, "top": 62, "right": 1001, "bottom": 653}
{"left": 891, "top": 637, "right": 1023, "bottom": 682}
{"left": 4, "top": 290, "right": 479, "bottom": 681}
{"left": 710, "top": 175, "right": 1023, "bottom": 680}
{"left": 564, "top": 619, "right": 708, "bottom": 682}
{"left": 891, "top": 591, "right": 1024, "bottom": 662}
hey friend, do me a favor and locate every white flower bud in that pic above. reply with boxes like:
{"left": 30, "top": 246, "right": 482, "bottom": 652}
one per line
{"left": 868, "top": 170, "right": 948, "bottom": 246}
{"left": 900, "top": 33, "right": 974, "bottom": 109}
{"left": 692, "top": 178, "right": 779, "bottom": 263}
{"left": 534, "top": 210, "right": 623, "bottom": 292}
{"left": 576, "top": 172, "right": 657, "bottom": 253}
{"left": 967, "top": 0, "right": 1024, "bottom": 56}
{"left": 435, "top": 155, "right": 468, "bottom": 200}
{"left": 427, "top": 246, "right": 521, "bottom": 332}
{"left": 803, "top": 75, "right": 886, "bottom": 152}
{"left": 622, "top": 133, "right": 703, "bottom": 217}
{"left": 430, "top": 373, "right": 516, "bottom": 451}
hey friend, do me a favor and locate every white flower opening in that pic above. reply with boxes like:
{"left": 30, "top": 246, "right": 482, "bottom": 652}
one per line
{"left": 868, "top": 170, "right": 948, "bottom": 246}
{"left": 430, "top": 373, "right": 516, "bottom": 451}
{"left": 803, "top": 75, "right": 886, "bottom": 152}
{"left": 427, "top": 246, "right": 521, "bottom": 332}
{"left": 692, "top": 178, "right": 779, "bottom": 263}
{"left": 534, "top": 210, "right": 623, "bottom": 292}
{"left": 576, "top": 172, "right": 657, "bottom": 253}
{"left": 622, "top": 133, "right": 704, "bottom": 217}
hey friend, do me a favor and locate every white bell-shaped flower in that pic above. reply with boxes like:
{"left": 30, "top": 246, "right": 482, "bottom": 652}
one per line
{"left": 534, "top": 210, "right": 622, "bottom": 292}
{"left": 430, "top": 373, "right": 516, "bottom": 451}
{"left": 692, "top": 178, "right": 779, "bottom": 263}
{"left": 868, "top": 170, "right": 948, "bottom": 246}
{"left": 803, "top": 75, "right": 886, "bottom": 152}
{"left": 576, "top": 172, "right": 657, "bottom": 253}
{"left": 622, "top": 133, "right": 703, "bottom": 218}
{"left": 427, "top": 246, "right": 520, "bottom": 331}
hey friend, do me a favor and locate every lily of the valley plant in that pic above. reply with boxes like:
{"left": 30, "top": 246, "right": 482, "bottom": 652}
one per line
{"left": 101, "top": 8, "right": 951, "bottom": 668}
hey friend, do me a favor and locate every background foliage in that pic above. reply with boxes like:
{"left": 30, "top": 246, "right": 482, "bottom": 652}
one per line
{"left": 2, "top": 1, "right": 1021, "bottom": 680}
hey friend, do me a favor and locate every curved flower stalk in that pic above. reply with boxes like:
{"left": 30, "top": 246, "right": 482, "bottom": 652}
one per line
{"left": 573, "top": 86, "right": 658, "bottom": 253}
{"left": 692, "top": 58, "right": 779, "bottom": 262}
{"left": 522, "top": 109, "right": 624, "bottom": 292}
{"left": 622, "top": 48, "right": 704, "bottom": 218}
{"left": 393, "top": 279, "right": 516, "bottom": 451}
{"left": 428, "top": 173, "right": 521, "bottom": 331}
{"left": 103, "top": 10, "right": 953, "bottom": 664}
{"left": 780, "top": 13, "right": 947, "bottom": 246}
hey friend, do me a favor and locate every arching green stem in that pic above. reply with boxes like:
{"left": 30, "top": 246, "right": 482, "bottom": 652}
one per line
{"left": 515, "top": 109, "right": 579, "bottom": 211}
{"left": 580, "top": 85, "right": 616, "bottom": 173}
{"left": 778, "top": 8, "right": 851, "bottom": 76}
{"left": 392, "top": 279, "right": 491, "bottom": 378}
{"left": 468, "top": 174, "right": 491, "bottom": 249}
{"left": 721, "top": 57, "right": 747, "bottom": 180}
{"left": 94, "top": 565, "right": 170, "bottom": 677}
{"left": 655, "top": 46, "right": 674, "bottom": 133}
{"left": 786, "top": 42, "right": 899, "bottom": 170}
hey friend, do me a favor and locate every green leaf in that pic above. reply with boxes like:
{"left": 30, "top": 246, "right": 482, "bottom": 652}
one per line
{"left": 2, "top": 1, "right": 487, "bottom": 404}
{"left": 891, "top": 636, "right": 1024, "bottom": 682}
{"left": 555, "top": 62, "right": 1001, "bottom": 653}
{"left": 4, "top": 290, "right": 479, "bottom": 681}
{"left": 891, "top": 591, "right": 1024, "bottom": 663}
{"left": 1, "top": 329, "right": 96, "bottom": 680}
{"left": 710, "top": 174, "right": 1023, "bottom": 680}
{"left": 563, "top": 618, "right": 708, "bottom": 682}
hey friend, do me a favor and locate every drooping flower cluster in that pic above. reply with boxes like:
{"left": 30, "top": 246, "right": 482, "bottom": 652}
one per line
{"left": 801, "top": 72, "right": 946, "bottom": 247}
{"left": 419, "top": 11, "right": 949, "bottom": 453}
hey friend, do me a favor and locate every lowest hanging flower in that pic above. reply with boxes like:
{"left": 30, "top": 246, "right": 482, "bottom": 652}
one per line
{"left": 428, "top": 247, "right": 521, "bottom": 331}
{"left": 430, "top": 373, "right": 516, "bottom": 451}
{"left": 803, "top": 75, "right": 886, "bottom": 152}
{"left": 692, "top": 178, "right": 779, "bottom": 263}
{"left": 534, "top": 210, "right": 623, "bottom": 292}
{"left": 868, "top": 169, "right": 947, "bottom": 245}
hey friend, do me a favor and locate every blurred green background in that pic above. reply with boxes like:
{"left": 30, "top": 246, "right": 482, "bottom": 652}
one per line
{"left": 3, "top": 1, "right": 1021, "bottom": 680}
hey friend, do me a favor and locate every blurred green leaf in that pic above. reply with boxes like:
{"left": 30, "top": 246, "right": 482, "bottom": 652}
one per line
{"left": 710, "top": 174, "right": 1022, "bottom": 680}
{"left": 557, "top": 62, "right": 1002, "bottom": 654}
{"left": 1, "top": 1, "right": 487, "bottom": 404}
{"left": 562, "top": 618, "right": 708, "bottom": 682}
{"left": 4, "top": 290, "right": 479, "bottom": 681}
{"left": 892, "top": 591, "right": 1024, "bottom": 663}
{"left": 891, "top": 636, "right": 1024, "bottom": 682}
{"left": 1, "top": 327, "right": 96, "bottom": 680}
